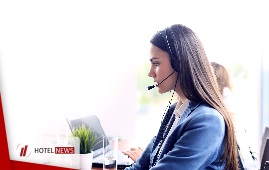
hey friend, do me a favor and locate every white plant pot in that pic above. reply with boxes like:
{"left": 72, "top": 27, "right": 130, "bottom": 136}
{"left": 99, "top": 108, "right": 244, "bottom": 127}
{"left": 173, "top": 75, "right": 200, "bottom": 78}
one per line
{"left": 80, "top": 152, "right": 93, "bottom": 170}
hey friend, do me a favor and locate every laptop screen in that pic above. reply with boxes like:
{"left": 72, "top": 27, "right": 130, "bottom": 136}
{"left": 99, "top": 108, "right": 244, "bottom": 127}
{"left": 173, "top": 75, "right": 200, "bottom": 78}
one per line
{"left": 260, "top": 126, "right": 269, "bottom": 169}
{"left": 261, "top": 127, "right": 269, "bottom": 160}
{"left": 67, "top": 115, "right": 107, "bottom": 157}
{"left": 261, "top": 139, "right": 269, "bottom": 169}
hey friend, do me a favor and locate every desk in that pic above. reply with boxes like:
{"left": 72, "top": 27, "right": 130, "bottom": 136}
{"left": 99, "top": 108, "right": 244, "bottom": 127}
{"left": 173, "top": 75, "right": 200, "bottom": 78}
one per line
{"left": 92, "top": 139, "right": 133, "bottom": 170}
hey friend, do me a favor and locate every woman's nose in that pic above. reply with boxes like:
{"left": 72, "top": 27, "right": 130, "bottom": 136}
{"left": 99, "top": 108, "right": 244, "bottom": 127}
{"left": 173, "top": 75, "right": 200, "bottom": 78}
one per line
{"left": 148, "top": 67, "right": 155, "bottom": 78}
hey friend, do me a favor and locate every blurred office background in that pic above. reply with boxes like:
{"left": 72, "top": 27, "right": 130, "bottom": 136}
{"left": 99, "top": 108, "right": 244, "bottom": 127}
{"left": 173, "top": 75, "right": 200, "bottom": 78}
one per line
{"left": 0, "top": 0, "right": 268, "bottom": 167}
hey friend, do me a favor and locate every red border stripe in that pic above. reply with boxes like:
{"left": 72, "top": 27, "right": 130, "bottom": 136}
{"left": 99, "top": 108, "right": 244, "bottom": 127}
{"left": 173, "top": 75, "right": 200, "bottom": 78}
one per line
{"left": 0, "top": 93, "right": 11, "bottom": 170}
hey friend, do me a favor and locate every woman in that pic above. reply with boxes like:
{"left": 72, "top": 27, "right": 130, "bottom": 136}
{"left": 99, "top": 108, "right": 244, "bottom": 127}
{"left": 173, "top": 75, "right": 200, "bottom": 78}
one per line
{"left": 124, "top": 24, "right": 238, "bottom": 169}
{"left": 211, "top": 62, "right": 235, "bottom": 113}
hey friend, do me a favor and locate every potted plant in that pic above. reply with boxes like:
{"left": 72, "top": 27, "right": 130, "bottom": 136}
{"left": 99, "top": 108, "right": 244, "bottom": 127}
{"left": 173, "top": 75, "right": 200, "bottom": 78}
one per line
{"left": 71, "top": 124, "right": 97, "bottom": 170}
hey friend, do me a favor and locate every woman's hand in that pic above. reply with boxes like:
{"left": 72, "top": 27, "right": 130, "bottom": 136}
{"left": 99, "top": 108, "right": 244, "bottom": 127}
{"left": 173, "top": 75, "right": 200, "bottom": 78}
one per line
{"left": 122, "top": 147, "right": 144, "bottom": 163}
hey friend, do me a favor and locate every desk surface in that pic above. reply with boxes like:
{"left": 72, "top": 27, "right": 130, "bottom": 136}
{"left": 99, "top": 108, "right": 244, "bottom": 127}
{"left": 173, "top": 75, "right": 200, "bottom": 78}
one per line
{"left": 92, "top": 139, "right": 133, "bottom": 170}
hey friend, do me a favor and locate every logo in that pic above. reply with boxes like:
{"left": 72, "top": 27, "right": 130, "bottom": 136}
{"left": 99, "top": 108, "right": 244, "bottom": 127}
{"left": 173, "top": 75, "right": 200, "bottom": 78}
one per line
{"left": 16, "top": 143, "right": 75, "bottom": 158}
{"left": 16, "top": 144, "right": 31, "bottom": 157}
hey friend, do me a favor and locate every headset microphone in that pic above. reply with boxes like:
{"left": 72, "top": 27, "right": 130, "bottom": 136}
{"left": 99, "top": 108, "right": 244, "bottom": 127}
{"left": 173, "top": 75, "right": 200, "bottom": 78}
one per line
{"left": 147, "top": 71, "right": 175, "bottom": 90}
{"left": 147, "top": 85, "right": 155, "bottom": 90}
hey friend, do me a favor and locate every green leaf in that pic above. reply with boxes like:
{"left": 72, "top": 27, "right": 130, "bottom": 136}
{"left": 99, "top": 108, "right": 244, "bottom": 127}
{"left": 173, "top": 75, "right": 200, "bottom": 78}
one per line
{"left": 71, "top": 124, "right": 97, "bottom": 154}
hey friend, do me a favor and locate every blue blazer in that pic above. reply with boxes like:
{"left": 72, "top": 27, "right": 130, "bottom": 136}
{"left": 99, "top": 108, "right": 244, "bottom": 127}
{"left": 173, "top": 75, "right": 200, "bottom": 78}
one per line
{"left": 125, "top": 101, "right": 226, "bottom": 170}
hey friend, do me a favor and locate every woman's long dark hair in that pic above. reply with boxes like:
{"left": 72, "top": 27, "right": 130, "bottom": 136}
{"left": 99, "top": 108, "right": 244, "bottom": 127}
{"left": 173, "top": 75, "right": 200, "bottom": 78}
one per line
{"left": 166, "top": 24, "right": 238, "bottom": 170}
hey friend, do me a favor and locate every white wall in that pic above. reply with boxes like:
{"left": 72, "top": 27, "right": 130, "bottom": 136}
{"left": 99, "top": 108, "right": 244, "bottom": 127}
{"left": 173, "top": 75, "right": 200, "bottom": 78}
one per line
{"left": 0, "top": 1, "right": 139, "bottom": 159}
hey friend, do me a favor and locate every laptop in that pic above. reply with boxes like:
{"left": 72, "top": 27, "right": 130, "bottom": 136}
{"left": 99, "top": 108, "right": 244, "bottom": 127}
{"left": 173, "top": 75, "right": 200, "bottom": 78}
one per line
{"left": 260, "top": 126, "right": 269, "bottom": 169}
{"left": 67, "top": 115, "right": 133, "bottom": 169}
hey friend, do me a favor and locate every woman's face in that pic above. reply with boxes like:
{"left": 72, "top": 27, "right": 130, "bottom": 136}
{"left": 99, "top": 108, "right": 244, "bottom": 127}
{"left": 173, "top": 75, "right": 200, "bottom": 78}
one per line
{"left": 148, "top": 45, "right": 178, "bottom": 94}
